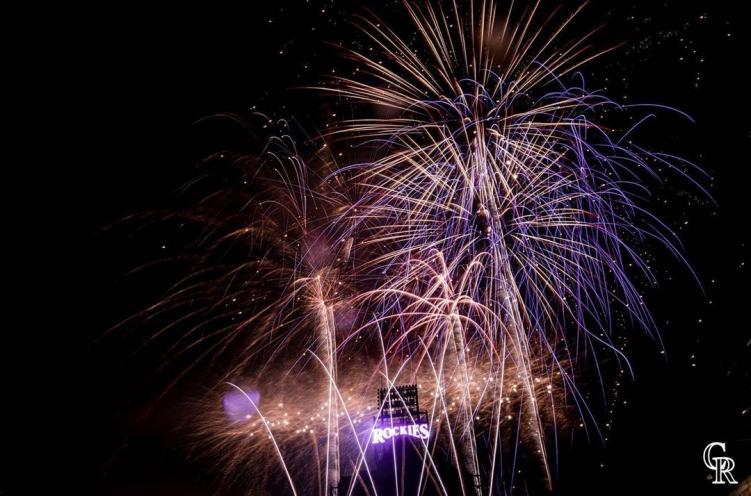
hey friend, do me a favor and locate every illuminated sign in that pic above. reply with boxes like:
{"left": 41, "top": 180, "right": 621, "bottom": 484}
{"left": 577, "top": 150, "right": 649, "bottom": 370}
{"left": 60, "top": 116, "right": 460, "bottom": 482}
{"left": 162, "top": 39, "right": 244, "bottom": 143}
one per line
{"left": 372, "top": 422, "right": 430, "bottom": 444}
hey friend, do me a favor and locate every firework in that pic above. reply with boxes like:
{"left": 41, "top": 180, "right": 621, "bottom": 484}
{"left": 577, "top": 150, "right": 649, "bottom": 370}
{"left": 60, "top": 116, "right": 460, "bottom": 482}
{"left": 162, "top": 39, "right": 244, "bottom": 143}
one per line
{"left": 123, "top": 1, "right": 702, "bottom": 494}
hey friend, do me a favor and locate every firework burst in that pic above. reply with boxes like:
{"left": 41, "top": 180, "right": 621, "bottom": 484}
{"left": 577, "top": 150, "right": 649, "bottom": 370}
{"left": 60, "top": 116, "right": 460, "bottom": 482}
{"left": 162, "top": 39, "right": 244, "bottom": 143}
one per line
{"left": 122, "top": 1, "right": 703, "bottom": 495}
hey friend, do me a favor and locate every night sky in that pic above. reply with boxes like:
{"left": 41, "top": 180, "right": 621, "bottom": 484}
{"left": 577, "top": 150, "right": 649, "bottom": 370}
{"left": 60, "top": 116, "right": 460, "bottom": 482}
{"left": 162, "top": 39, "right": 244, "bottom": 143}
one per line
{"left": 9, "top": 1, "right": 749, "bottom": 495}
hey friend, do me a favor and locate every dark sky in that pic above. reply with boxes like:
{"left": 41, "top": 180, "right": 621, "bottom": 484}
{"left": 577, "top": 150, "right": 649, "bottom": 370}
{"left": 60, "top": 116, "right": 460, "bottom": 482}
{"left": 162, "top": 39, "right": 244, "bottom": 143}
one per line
{"left": 9, "top": 1, "right": 749, "bottom": 495}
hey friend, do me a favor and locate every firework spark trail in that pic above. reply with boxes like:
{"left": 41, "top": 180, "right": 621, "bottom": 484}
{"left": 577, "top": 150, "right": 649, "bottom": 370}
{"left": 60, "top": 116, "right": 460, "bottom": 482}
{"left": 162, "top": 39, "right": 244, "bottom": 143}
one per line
{"left": 123, "top": 0, "right": 704, "bottom": 494}
{"left": 225, "top": 382, "right": 299, "bottom": 495}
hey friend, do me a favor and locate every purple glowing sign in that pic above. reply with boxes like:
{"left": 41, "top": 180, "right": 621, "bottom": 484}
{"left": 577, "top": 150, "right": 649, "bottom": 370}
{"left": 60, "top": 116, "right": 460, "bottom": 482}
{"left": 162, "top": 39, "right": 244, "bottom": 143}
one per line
{"left": 371, "top": 422, "right": 430, "bottom": 444}
{"left": 223, "top": 387, "right": 260, "bottom": 422}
